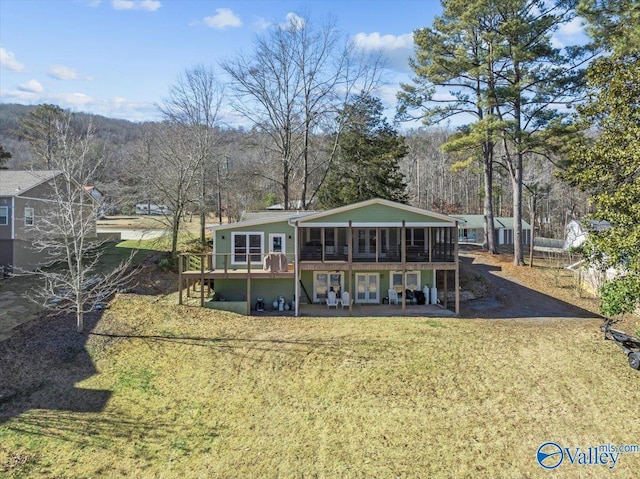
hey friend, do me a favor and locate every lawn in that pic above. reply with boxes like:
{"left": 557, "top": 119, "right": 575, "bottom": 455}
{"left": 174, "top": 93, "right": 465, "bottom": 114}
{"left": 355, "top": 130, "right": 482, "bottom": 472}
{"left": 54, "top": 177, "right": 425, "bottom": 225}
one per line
{"left": 1, "top": 287, "right": 638, "bottom": 478}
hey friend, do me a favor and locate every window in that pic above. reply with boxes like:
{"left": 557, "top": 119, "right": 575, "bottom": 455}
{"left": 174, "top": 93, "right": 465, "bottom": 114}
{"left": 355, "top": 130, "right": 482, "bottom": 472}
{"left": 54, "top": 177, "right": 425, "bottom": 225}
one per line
{"left": 232, "top": 232, "right": 263, "bottom": 264}
{"left": 391, "top": 271, "right": 421, "bottom": 292}
{"left": 0, "top": 206, "right": 7, "bottom": 225}
{"left": 269, "top": 233, "right": 285, "bottom": 253}
{"left": 24, "top": 207, "right": 34, "bottom": 226}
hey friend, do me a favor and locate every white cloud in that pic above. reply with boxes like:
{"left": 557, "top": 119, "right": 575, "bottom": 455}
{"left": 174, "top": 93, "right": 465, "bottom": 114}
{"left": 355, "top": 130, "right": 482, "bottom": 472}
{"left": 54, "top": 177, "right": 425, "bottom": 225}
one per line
{"left": 203, "top": 8, "right": 242, "bottom": 29}
{"left": 18, "top": 80, "right": 44, "bottom": 93}
{"left": 0, "top": 48, "right": 26, "bottom": 72}
{"left": 354, "top": 32, "right": 414, "bottom": 51}
{"left": 354, "top": 32, "right": 414, "bottom": 73}
{"left": 281, "top": 12, "right": 305, "bottom": 31}
{"left": 48, "top": 65, "right": 78, "bottom": 80}
{"left": 551, "top": 16, "right": 587, "bottom": 49}
{"left": 253, "top": 16, "right": 270, "bottom": 31}
{"left": 111, "top": 0, "right": 161, "bottom": 12}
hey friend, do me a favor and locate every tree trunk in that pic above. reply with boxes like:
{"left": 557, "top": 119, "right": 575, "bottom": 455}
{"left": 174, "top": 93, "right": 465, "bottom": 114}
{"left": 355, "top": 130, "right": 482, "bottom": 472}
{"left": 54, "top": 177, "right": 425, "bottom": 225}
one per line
{"left": 529, "top": 192, "right": 536, "bottom": 267}
{"left": 512, "top": 150, "right": 524, "bottom": 266}
{"left": 483, "top": 145, "right": 497, "bottom": 254}
{"left": 77, "top": 310, "right": 84, "bottom": 333}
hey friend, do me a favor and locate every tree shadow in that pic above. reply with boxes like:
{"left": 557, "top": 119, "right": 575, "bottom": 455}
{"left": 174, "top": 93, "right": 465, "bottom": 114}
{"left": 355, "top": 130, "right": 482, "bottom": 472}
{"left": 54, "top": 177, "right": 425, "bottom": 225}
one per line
{"left": 459, "top": 255, "right": 601, "bottom": 319}
{"left": 0, "top": 311, "right": 112, "bottom": 425}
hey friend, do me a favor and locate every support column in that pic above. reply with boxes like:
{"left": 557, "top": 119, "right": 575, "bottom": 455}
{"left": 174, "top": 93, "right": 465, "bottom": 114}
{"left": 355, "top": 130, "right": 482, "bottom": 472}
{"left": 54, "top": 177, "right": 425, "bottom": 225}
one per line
{"left": 178, "top": 254, "right": 183, "bottom": 305}
{"left": 246, "top": 260, "right": 251, "bottom": 316}
{"left": 348, "top": 221, "right": 353, "bottom": 315}
{"left": 200, "top": 254, "right": 205, "bottom": 307}
{"left": 454, "top": 224, "right": 460, "bottom": 315}
{"left": 401, "top": 221, "right": 406, "bottom": 316}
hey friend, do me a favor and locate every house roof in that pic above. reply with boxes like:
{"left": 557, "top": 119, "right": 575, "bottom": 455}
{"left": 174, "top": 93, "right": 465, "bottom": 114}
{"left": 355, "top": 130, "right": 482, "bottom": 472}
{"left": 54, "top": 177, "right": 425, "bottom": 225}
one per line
{"left": 290, "top": 198, "right": 458, "bottom": 226}
{"left": 453, "top": 215, "right": 530, "bottom": 230}
{"left": 207, "top": 212, "right": 312, "bottom": 232}
{"left": 208, "top": 199, "right": 458, "bottom": 231}
{"left": 240, "top": 210, "right": 315, "bottom": 222}
{"left": 0, "top": 170, "right": 62, "bottom": 197}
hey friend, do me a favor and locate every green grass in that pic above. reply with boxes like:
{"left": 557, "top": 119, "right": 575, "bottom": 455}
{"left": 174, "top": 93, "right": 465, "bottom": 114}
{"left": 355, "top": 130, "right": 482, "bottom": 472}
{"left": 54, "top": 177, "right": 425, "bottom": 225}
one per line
{"left": 1, "top": 293, "right": 639, "bottom": 478}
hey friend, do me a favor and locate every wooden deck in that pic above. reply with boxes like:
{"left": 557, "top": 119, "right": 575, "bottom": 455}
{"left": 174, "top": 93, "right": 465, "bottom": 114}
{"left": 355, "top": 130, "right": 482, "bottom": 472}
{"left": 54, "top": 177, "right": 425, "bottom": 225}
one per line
{"left": 178, "top": 251, "right": 459, "bottom": 314}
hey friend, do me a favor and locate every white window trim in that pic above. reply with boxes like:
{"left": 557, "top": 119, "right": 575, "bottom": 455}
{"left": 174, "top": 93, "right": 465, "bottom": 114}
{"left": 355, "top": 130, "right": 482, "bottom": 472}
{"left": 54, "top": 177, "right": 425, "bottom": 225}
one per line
{"left": 313, "top": 271, "right": 344, "bottom": 303}
{"left": 391, "top": 271, "right": 421, "bottom": 292}
{"left": 268, "top": 233, "right": 286, "bottom": 254}
{"left": 24, "top": 207, "right": 35, "bottom": 226}
{"left": 231, "top": 232, "right": 264, "bottom": 265}
{"left": 0, "top": 206, "right": 8, "bottom": 226}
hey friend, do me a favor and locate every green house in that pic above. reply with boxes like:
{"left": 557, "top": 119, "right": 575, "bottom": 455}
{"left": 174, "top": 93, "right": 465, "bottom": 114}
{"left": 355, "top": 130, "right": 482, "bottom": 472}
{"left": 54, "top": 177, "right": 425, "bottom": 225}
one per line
{"left": 200, "top": 198, "right": 460, "bottom": 315}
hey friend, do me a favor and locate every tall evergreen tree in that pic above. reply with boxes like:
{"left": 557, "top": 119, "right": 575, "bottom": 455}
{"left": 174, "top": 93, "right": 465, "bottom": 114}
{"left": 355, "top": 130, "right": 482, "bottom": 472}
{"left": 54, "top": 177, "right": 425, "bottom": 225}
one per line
{"left": 398, "top": 0, "right": 501, "bottom": 253}
{"left": 399, "top": 0, "right": 588, "bottom": 265}
{"left": 318, "top": 95, "right": 408, "bottom": 208}
{"left": 559, "top": 0, "right": 640, "bottom": 315}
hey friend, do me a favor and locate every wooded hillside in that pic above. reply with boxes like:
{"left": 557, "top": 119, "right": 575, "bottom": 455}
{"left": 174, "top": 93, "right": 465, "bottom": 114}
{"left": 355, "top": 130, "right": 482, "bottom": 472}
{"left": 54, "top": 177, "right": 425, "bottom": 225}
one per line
{"left": 0, "top": 102, "right": 588, "bottom": 239}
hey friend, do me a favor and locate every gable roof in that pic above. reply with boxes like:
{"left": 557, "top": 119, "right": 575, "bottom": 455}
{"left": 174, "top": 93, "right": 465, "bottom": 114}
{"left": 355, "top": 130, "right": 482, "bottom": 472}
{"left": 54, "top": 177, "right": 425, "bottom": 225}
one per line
{"left": 0, "top": 170, "right": 62, "bottom": 197}
{"left": 240, "top": 210, "right": 316, "bottom": 222}
{"left": 291, "top": 198, "right": 458, "bottom": 226}
{"left": 207, "top": 212, "right": 312, "bottom": 232}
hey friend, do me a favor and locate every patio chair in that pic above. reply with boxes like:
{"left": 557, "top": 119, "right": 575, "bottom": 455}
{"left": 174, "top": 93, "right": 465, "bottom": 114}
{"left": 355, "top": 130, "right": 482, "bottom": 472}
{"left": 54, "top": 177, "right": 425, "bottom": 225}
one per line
{"left": 388, "top": 289, "right": 398, "bottom": 305}
{"left": 327, "top": 290, "right": 339, "bottom": 308}
{"left": 340, "top": 291, "right": 352, "bottom": 309}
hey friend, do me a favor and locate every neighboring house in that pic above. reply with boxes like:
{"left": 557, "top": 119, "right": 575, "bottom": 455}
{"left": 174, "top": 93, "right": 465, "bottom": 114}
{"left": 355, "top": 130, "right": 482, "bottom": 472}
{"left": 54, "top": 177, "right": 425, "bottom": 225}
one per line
{"left": 454, "top": 215, "right": 531, "bottom": 246}
{"left": 203, "top": 198, "right": 460, "bottom": 315}
{"left": 83, "top": 186, "right": 105, "bottom": 217}
{"left": 564, "top": 219, "right": 615, "bottom": 297}
{"left": 0, "top": 170, "right": 96, "bottom": 273}
{"left": 564, "top": 219, "right": 611, "bottom": 251}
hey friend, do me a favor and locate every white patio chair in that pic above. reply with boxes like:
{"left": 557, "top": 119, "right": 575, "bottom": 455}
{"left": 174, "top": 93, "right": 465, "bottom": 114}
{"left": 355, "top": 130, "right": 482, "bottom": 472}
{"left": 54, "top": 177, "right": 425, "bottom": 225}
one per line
{"left": 340, "top": 291, "right": 352, "bottom": 309}
{"left": 326, "top": 290, "right": 339, "bottom": 308}
{"left": 388, "top": 289, "right": 398, "bottom": 305}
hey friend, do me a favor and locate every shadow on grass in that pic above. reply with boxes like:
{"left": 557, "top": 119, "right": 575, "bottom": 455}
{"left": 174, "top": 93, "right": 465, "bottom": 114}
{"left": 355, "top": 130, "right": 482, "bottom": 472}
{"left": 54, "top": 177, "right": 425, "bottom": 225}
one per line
{"left": 0, "top": 312, "right": 112, "bottom": 426}
{"left": 4, "top": 409, "right": 207, "bottom": 447}
{"left": 459, "top": 255, "right": 601, "bottom": 319}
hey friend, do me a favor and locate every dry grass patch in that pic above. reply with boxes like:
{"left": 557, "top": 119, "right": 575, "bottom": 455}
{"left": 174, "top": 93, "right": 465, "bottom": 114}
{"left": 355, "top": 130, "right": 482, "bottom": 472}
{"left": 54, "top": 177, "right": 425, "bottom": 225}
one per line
{"left": 1, "top": 293, "right": 639, "bottom": 478}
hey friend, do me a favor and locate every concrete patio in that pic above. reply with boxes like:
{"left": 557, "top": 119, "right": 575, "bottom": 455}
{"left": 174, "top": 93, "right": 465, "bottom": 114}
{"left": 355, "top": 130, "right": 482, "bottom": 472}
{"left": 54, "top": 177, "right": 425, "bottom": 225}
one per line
{"left": 254, "top": 302, "right": 456, "bottom": 318}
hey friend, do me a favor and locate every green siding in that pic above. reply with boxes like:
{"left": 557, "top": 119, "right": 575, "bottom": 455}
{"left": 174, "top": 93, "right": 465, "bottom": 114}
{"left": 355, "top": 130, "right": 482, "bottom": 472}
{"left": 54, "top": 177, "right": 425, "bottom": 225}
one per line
{"left": 214, "top": 220, "right": 294, "bottom": 269}
{"left": 213, "top": 278, "right": 294, "bottom": 306}
{"left": 300, "top": 203, "right": 447, "bottom": 224}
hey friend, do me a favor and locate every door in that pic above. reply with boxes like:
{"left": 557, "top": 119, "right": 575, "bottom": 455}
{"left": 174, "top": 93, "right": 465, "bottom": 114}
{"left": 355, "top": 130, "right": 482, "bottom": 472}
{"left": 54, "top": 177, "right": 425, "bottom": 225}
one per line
{"left": 313, "top": 272, "right": 344, "bottom": 303}
{"left": 355, "top": 273, "right": 379, "bottom": 304}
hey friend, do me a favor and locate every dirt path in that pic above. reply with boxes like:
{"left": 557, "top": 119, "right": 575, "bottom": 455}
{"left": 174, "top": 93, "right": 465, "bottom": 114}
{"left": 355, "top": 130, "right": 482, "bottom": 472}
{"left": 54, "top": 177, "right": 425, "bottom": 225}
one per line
{"left": 459, "top": 250, "right": 602, "bottom": 320}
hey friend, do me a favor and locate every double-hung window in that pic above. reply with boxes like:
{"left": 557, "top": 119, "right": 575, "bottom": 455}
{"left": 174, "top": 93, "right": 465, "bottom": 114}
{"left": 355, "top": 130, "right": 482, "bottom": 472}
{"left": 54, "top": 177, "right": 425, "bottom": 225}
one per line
{"left": 24, "top": 207, "right": 35, "bottom": 226}
{"left": 0, "top": 206, "right": 7, "bottom": 226}
{"left": 232, "top": 232, "right": 263, "bottom": 264}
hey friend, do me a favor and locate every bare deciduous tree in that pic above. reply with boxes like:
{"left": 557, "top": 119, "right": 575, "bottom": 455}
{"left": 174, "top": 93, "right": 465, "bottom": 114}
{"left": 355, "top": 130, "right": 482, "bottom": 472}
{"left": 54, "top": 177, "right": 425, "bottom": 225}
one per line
{"left": 159, "top": 65, "right": 224, "bottom": 241}
{"left": 221, "top": 12, "right": 382, "bottom": 209}
{"left": 22, "top": 112, "right": 137, "bottom": 333}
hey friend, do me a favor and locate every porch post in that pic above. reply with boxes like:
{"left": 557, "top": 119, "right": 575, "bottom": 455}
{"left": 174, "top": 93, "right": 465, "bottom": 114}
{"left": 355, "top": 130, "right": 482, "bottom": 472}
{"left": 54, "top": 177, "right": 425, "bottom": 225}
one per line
{"left": 246, "top": 259, "right": 251, "bottom": 316}
{"left": 178, "top": 254, "right": 183, "bottom": 305}
{"left": 444, "top": 269, "right": 448, "bottom": 309}
{"left": 348, "top": 221, "right": 353, "bottom": 315}
{"left": 454, "top": 223, "right": 460, "bottom": 315}
{"left": 294, "top": 221, "right": 299, "bottom": 317}
{"left": 401, "top": 220, "right": 406, "bottom": 316}
{"left": 200, "top": 253, "right": 205, "bottom": 307}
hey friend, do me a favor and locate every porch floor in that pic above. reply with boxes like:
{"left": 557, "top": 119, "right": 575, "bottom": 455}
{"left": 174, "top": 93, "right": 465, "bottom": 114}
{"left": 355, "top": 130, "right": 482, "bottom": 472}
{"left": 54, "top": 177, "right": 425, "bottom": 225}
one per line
{"left": 255, "top": 303, "right": 456, "bottom": 318}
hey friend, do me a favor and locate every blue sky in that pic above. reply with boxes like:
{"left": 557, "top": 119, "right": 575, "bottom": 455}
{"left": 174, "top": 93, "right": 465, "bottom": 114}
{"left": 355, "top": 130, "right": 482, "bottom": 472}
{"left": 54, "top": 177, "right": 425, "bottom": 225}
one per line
{"left": 0, "top": 0, "right": 587, "bottom": 125}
